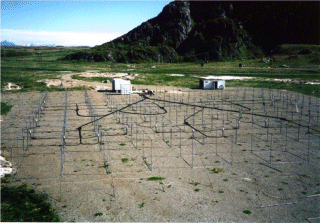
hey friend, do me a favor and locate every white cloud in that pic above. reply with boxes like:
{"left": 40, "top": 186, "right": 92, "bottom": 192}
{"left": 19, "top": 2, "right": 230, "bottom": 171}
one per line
{"left": 1, "top": 29, "right": 122, "bottom": 46}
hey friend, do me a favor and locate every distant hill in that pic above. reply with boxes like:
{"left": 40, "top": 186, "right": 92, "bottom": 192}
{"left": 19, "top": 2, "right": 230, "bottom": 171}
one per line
{"left": 63, "top": 1, "right": 320, "bottom": 63}
{"left": 1, "top": 40, "right": 17, "bottom": 47}
{"left": 1, "top": 41, "right": 59, "bottom": 47}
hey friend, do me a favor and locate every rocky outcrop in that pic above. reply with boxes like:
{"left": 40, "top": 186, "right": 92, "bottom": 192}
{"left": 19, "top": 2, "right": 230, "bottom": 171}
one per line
{"left": 110, "top": 1, "right": 192, "bottom": 49}
{"left": 63, "top": 1, "right": 319, "bottom": 62}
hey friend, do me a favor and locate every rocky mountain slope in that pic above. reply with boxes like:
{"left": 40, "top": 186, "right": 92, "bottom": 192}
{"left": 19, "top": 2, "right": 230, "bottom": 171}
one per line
{"left": 63, "top": 1, "right": 319, "bottom": 62}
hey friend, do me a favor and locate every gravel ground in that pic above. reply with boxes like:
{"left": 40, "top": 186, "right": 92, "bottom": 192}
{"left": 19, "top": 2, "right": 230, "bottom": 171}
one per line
{"left": 1, "top": 86, "right": 320, "bottom": 222}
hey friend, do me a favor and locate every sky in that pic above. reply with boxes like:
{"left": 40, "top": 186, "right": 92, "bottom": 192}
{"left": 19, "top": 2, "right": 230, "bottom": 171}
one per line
{"left": 1, "top": 0, "right": 171, "bottom": 46}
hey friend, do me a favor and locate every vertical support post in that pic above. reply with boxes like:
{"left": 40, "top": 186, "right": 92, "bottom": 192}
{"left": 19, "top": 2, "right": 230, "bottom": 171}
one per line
{"left": 298, "top": 118, "right": 300, "bottom": 141}
{"left": 106, "top": 141, "right": 109, "bottom": 168}
{"left": 269, "top": 134, "right": 273, "bottom": 164}
{"left": 162, "top": 116, "right": 164, "bottom": 141}
{"left": 176, "top": 104, "right": 178, "bottom": 126}
{"left": 17, "top": 136, "right": 20, "bottom": 168}
{"left": 179, "top": 128, "right": 182, "bottom": 150}
{"left": 11, "top": 146, "right": 14, "bottom": 181}
{"left": 135, "top": 122, "right": 138, "bottom": 149}
{"left": 211, "top": 112, "right": 213, "bottom": 131}
{"left": 130, "top": 123, "right": 133, "bottom": 143}
{"left": 150, "top": 139, "right": 153, "bottom": 171}
{"left": 251, "top": 124, "right": 253, "bottom": 153}
{"left": 285, "top": 124, "right": 288, "bottom": 152}
{"left": 231, "top": 135, "right": 233, "bottom": 166}
{"left": 143, "top": 130, "right": 145, "bottom": 158}
{"left": 216, "top": 128, "right": 218, "bottom": 156}
{"left": 307, "top": 133, "right": 310, "bottom": 164}
{"left": 150, "top": 111, "right": 152, "bottom": 128}
{"left": 193, "top": 103, "right": 195, "bottom": 127}
{"left": 236, "top": 128, "right": 238, "bottom": 144}
{"left": 192, "top": 129, "right": 194, "bottom": 168}
{"left": 170, "top": 126, "right": 173, "bottom": 147}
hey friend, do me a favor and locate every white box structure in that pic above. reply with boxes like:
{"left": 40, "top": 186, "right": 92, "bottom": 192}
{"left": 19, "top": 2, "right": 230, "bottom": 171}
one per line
{"left": 112, "top": 78, "right": 131, "bottom": 91}
{"left": 199, "top": 79, "right": 225, "bottom": 90}
{"left": 120, "top": 84, "right": 132, "bottom": 95}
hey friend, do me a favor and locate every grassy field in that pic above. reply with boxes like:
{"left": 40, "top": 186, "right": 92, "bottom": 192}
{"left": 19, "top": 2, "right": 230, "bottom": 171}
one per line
{"left": 1, "top": 45, "right": 319, "bottom": 96}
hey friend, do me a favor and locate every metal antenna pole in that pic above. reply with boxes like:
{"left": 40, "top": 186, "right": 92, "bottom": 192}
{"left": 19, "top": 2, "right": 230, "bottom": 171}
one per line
{"left": 192, "top": 129, "right": 194, "bottom": 168}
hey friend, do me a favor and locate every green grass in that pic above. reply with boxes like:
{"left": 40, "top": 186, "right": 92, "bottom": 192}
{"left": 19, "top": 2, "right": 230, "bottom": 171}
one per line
{"left": 1, "top": 184, "right": 60, "bottom": 222}
{"left": 146, "top": 176, "right": 165, "bottom": 181}
{"left": 1, "top": 46, "right": 319, "bottom": 97}
{"left": 94, "top": 212, "right": 103, "bottom": 217}
{"left": 121, "top": 158, "right": 129, "bottom": 163}
{"left": 243, "top": 210, "right": 251, "bottom": 214}
{"left": 190, "top": 181, "right": 200, "bottom": 186}
{"left": 194, "top": 188, "right": 200, "bottom": 192}
{"left": 1, "top": 102, "right": 12, "bottom": 115}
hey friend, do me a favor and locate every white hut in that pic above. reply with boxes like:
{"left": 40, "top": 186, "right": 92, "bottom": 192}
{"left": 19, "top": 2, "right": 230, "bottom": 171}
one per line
{"left": 199, "top": 79, "right": 225, "bottom": 90}
{"left": 112, "top": 78, "right": 132, "bottom": 94}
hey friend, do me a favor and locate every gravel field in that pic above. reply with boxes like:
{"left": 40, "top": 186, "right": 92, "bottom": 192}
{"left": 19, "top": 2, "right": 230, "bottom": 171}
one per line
{"left": 1, "top": 85, "right": 320, "bottom": 222}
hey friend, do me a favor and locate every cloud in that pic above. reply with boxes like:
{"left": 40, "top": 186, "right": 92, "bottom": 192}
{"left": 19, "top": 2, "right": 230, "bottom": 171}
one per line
{"left": 1, "top": 29, "right": 122, "bottom": 46}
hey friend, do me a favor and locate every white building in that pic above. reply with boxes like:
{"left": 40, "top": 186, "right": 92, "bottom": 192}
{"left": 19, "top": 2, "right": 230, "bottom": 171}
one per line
{"left": 120, "top": 84, "right": 132, "bottom": 95}
{"left": 199, "top": 79, "right": 225, "bottom": 90}
{"left": 112, "top": 78, "right": 132, "bottom": 94}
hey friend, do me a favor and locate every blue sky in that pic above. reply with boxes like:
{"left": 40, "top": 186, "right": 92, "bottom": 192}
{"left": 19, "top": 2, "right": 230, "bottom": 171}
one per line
{"left": 1, "top": 1, "right": 171, "bottom": 46}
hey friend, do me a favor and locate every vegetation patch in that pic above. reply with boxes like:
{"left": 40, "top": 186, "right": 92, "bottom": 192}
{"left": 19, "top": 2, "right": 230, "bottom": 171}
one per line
{"left": 1, "top": 184, "right": 60, "bottom": 222}
{"left": 190, "top": 181, "right": 200, "bottom": 186}
{"left": 121, "top": 158, "right": 129, "bottom": 163}
{"left": 243, "top": 210, "right": 251, "bottom": 214}
{"left": 211, "top": 167, "right": 224, "bottom": 173}
{"left": 100, "top": 163, "right": 109, "bottom": 168}
{"left": 1, "top": 102, "right": 13, "bottom": 115}
{"left": 94, "top": 212, "right": 103, "bottom": 217}
{"left": 146, "top": 176, "right": 165, "bottom": 181}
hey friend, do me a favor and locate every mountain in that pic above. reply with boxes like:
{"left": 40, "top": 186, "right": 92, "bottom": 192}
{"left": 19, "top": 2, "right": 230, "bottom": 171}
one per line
{"left": 63, "top": 1, "right": 320, "bottom": 63}
{"left": 1, "top": 40, "right": 17, "bottom": 47}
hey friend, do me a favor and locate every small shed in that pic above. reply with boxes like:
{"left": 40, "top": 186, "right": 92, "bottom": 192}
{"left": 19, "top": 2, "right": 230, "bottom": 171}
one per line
{"left": 112, "top": 79, "right": 131, "bottom": 92}
{"left": 120, "top": 84, "right": 132, "bottom": 95}
{"left": 199, "top": 79, "right": 225, "bottom": 90}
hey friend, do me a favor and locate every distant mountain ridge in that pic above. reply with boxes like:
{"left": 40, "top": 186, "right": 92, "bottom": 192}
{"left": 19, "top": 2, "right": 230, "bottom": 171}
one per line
{"left": 64, "top": 1, "right": 320, "bottom": 62}
{"left": 1, "top": 40, "right": 58, "bottom": 47}
{"left": 1, "top": 40, "right": 17, "bottom": 47}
